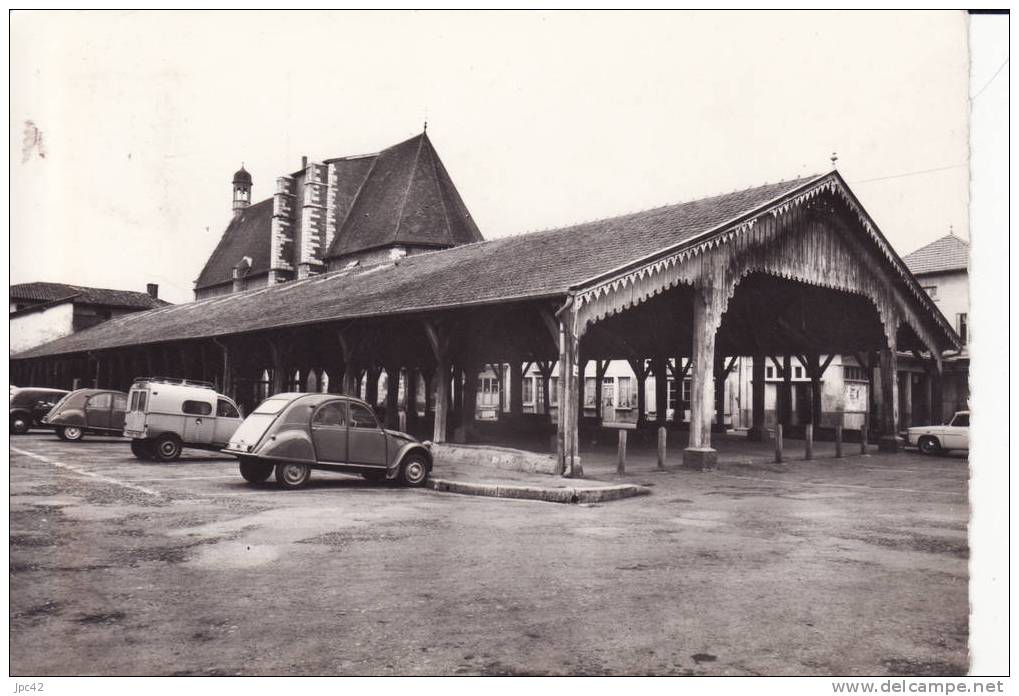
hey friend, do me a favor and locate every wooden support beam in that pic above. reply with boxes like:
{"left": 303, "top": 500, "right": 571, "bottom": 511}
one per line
{"left": 683, "top": 285, "right": 719, "bottom": 471}
{"left": 748, "top": 353, "right": 767, "bottom": 441}
{"left": 422, "top": 319, "right": 452, "bottom": 444}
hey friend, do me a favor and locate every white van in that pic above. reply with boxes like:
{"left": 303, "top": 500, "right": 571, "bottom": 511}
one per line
{"left": 124, "top": 377, "right": 244, "bottom": 461}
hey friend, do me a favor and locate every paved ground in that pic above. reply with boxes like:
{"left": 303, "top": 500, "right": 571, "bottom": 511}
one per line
{"left": 9, "top": 432, "right": 969, "bottom": 676}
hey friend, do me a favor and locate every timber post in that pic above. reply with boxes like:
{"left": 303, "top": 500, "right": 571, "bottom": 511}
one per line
{"left": 835, "top": 424, "right": 843, "bottom": 458}
{"left": 384, "top": 365, "right": 401, "bottom": 429}
{"left": 878, "top": 336, "right": 903, "bottom": 452}
{"left": 657, "top": 426, "right": 667, "bottom": 470}
{"left": 860, "top": 414, "right": 868, "bottom": 454}
{"left": 423, "top": 320, "right": 452, "bottom": 444}
{"left": 653, "top": 357, "right": 668, "bottom": 427}
{"left": 805, "top": 423, "right": 813, "bottom": 460}
{"left": 747, "top": 353, "right": 767, "bottom": 441}
{"left": 682, "top": 283, "right": 721, "bottom": 471}
{"left": 555, "top": 296, "right": 581, "bottom": 478}
{"left": 780, "top": 355, "right": 793, "bottom": 427}
{"left": 775, "top": 424, "right": 784, "bottom": 463}
{"left": 617, "top": 429, "right": 627, "bottom": 475}
{"left": 509, "top": 359, "right": 523, "bottom": 419}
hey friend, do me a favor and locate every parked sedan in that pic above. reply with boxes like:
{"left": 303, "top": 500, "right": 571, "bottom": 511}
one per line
{"left": 906, "top": 411, "right": 969, "bottom": 455}
{"left": 10, "top": 387, "right": 69, "bottom": 435}
{"left": 41, "top": 388, "right": 129, "bottom": 441}
{"left": 223, "top": 393, "right": 432, "bottom": 489}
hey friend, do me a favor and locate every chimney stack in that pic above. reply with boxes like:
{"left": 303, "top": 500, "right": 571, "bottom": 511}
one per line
{"left": 301, "top": 155, "right": 308, "bottom": 170}
{"left": 146, "top": 283, "right": 159, "bottom": 299}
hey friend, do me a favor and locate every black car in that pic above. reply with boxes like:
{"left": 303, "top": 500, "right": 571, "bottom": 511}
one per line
{"left": 10, "top": 387, "right": 70, "bottom": 435}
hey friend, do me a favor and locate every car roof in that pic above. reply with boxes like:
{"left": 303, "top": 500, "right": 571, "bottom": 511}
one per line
{"left": 266, "top": 392, "right": 373, "bottom": 408}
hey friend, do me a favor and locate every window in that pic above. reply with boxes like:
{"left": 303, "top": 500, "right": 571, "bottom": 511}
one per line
{"left": 601, "top": 377, "right": 614, "bottom": 408}
{"left": 523, "top": 377, "right": 534, "bottom": 405}
{"left": 922, "top": 285, "right": 938, "bottom": 300}
{"left": 584, "top": 378, "right": 597, "bottom": 407}
{"left": 254, "top": 398, "right": 289, "bottom": 415}
{"left": 794, "top": 366, "right": 803, "bottom": 379}
{"left": 130, "top": 391, "right": 148, "bottom": 412}
{"left": 766, "top": 365, "right": 774, "bottom": 379}
{"left": 843, "top": 366, "right": 867, "bottom": 382}
{"left": 957, "top": 313, "right": 967, "bottom": 343}
{"left": 535, "top": 376, "right": 545, "bottom": 407}
{"left": 182, "top": 400, "right": 213, "bottom": 416}
{"left": 681, "top": 378, "right": 691, "bottom": 403}
{"left": 349, "top": 402, "right": 377, "bottom": 429}
{"left": 87, "top": 393, "right": 112, "bottom": 410}
{"left": 550, "top": 377, "right": 559, "bottom": 405}
{"left": 951, "top": 413, "right": 969, "bottom": 428}
{"left": 312, "top": 401, "right": 346, "bottom": 427}
{"left": 667, "top": 377, "right": 677, "bottom": 410}
{"left": 112, "top": 394, "right": 128, "bottom": 411}
{"left": 616, "top": 376, "right": 632, "bottom": 408}
{"left": 217, "top": 399, "right": 240, "bottom": 418}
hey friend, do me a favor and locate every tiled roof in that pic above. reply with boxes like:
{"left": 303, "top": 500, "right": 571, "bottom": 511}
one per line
{"left": 194, "top": 133, "right": 483, "bottom": 291}
{"left": 14, "top": 175, "right": 822, "bottom": 359}
{"left": 9, "top": 282, "right": 169, "bottom": 310}
{"left": 193, "top": 198, "right": 274, "bottom": 291}
{"left": 326, "top": 133, "right": 483, "bottom": 259}
{"left": 902, "top": 233, "right": 969, "bottom": 276}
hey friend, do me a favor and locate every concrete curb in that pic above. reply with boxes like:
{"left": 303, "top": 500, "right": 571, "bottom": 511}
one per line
{"left": 426, "top": 477, "right": 651, "bottom": 504}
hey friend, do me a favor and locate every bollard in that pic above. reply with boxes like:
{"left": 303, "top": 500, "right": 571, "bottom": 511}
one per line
{"left": 657, "top": 426, "right": 667, "bottom": 470}
{"left": 775, "top": 424, "right": 783, "bottom": 463}
{"left": 860, "top": 415, "right": 868, "bottom": 455}
{"left": 805, "top": 424, "right": 813, "bottom": 460}
{"left": 617, "top": 429, "right": 627, "bottom": 475}
{"left": 835, "top": 424, "right": 843, "bottom": 458}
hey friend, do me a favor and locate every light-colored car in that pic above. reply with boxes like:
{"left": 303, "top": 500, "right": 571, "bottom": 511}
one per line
{"left": 222, "top": 393, "right": 432, "bottom": 489}
{"left": 906, "top": 410, "right": 969, "bottom": 455}
{"left": 123, "top": 377, "right": 244, "bottom": 461}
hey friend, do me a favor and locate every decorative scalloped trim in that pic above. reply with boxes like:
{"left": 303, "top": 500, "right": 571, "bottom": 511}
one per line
{"left": 575, "top": 175, "right": 955, "bottom": 345}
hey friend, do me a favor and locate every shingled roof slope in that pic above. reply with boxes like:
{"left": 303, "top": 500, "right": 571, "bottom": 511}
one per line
{"left": 10, "top": 282, "right": 169, "bottom": 309}
{"left": 194, "top": 198, "right": 275, "bottom": 291}
{"left": 14, "top": 175, "right": 823, "bottom": 359}
{"left": 902, "top": 233, "right": 969, "bottom": 276}
{"left": 326, "top": 133, "right": 483, "bottom": 259}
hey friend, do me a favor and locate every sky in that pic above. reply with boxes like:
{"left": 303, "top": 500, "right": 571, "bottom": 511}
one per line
{"left": 10, "top": 10, "right": 975, "bottom": 305}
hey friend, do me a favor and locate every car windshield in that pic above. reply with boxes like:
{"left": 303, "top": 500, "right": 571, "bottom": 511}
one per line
{"left": 253, "top": 398, "right": 290, "bottom": 415}
{"left": 950, "top": 413, "right": 969, "bottom": 427}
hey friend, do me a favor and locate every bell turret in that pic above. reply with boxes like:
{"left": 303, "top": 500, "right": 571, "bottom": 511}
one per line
{"left": 232, "top": 165, "right": 252, "bottom": 217}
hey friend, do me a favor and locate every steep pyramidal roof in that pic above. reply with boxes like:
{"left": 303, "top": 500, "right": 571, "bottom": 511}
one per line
{"left": 902, "top": 233, "right": 969, "bottom": 276}
{"left": 193, "top": 132, "right": 483, "bottom": 291}
{"left": 194, "top": 199, "right": 274, "bottom": 290}
{"left": 326, "top": 132, "right": 483, "bottom": 259}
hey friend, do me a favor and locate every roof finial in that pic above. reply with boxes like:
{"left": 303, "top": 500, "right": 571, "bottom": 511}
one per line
{"left": 423, "top": 120, "right": 428, "bottom": 133}
{"left": 830, "top": 151, "right": 838, "bottom": 169}
{"left": 949, "top": 223, "right": 954, "bottom": 236}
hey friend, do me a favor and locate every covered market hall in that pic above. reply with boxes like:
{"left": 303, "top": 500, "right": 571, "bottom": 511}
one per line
{"left": 10, "top": 171, "right": 962, "bottom": 475}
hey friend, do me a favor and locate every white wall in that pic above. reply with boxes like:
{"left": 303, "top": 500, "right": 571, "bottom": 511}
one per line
{"left": 10, "top": 301, "right": 75, "bottom": 354}
{"left": 917, "top": 269, "right": 969, "bottom": 341}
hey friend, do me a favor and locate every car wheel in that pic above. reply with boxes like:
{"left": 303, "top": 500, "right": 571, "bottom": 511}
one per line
{"left": 361, "top": 470, "right": 387, "bottom": 483}
{"left": 10, "top": 415, "right": 29, "bottom": 435}
{"left": 399, "top": 453, "right": 429, "bottom": 487}
{"left": 240, "top": 459, "right": 274, "bottom": 484}
{"left": 275, "top": 462, "right": 311, "bottom": 489}
{"left": 152, "top": 434, "right": 183, "bottom": 462}
{"left": 58, "top": 426, "right": 84, "bottom": 442}
{"left": 918, "top": 436, "right": 942, "bottom": 456}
